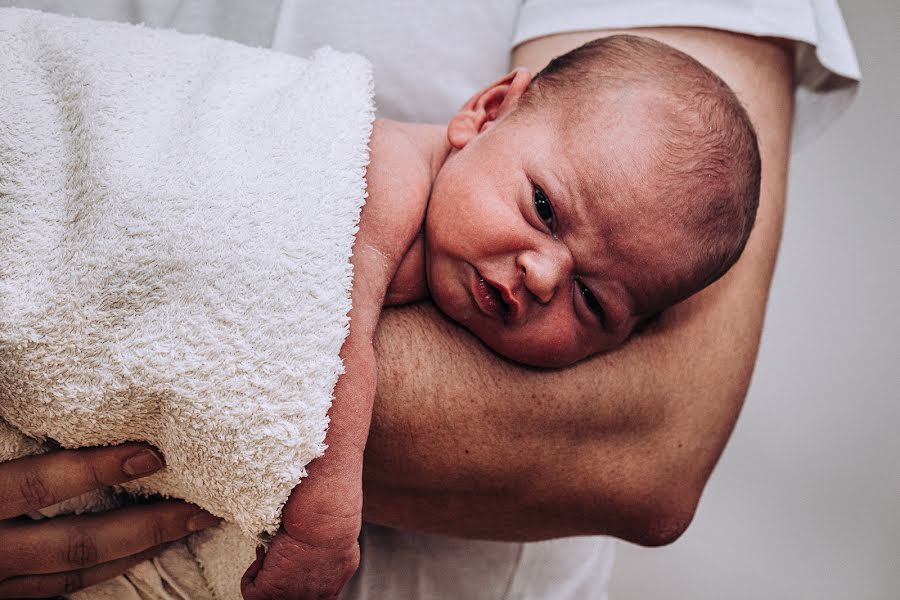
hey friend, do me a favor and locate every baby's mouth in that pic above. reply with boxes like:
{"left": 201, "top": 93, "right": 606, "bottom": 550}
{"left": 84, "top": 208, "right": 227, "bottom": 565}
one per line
{"left": 474, "top": 273, "right": 509, "bottom": 321}
{"left": 483, "top": 277, "right": 510, "bottom": 317}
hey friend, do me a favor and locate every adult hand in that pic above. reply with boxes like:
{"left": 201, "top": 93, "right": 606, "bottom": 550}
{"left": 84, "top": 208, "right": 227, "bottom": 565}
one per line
{"left": 0, "top": 443, "right": 221, "bottom": 598}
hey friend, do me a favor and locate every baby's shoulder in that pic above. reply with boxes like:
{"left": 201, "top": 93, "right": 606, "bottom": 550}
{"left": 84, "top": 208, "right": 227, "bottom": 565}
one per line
{"left": 361, "top": 120, "right": 430, "bottom": 265}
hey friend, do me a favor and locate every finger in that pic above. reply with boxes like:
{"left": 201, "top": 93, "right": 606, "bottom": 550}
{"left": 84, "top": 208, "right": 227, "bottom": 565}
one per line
{"left": 241, "top": 534, "right": 358, "bottom": 600}
{"left": 239, "top": 546, "right": 265, "bottom": 594}
{"left": 0, "top": 545, "right": 161, "bottom": 598}
{"left": 0, "top": 443, "right": 165, "bottom": 519}
{"left": 0, "top": 501, "right": 220, "bottom": 578}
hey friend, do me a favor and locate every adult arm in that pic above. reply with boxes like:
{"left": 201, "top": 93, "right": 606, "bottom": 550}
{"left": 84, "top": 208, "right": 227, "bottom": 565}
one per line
{"left": 361, "top": 27, "right": 793, "bottom": 545}
{"left": 0, "top": 29, "right": 791, "bottom": 593}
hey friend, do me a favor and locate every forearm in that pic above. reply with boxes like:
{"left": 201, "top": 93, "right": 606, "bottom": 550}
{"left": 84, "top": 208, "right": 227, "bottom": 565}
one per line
{"left": 364, "top": 298, "right": 751, "bottom": 543}
{"left": 362, "top": 28, "right": 793, "bottom": 544}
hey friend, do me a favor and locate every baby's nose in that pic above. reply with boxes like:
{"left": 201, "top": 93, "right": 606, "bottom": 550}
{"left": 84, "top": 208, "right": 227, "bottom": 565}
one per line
{"left": 517, "top": 243, "right": 573, "bottom": 305}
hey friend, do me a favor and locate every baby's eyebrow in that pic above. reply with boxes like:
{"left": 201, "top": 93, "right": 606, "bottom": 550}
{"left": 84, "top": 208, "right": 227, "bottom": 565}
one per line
{"left": 544, "top": 171, "right": 584, "bottom": 233}
{"left": 572, "top": 169, "right": 598, "bottom": 211}
{"left": 554, "top": 158, "right": 606, "bottom": 238}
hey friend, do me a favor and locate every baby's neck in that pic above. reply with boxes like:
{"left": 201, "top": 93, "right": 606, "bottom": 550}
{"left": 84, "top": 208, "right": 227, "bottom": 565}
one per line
{"left": 366, "top": 119, "right": 450, "bottom": 306}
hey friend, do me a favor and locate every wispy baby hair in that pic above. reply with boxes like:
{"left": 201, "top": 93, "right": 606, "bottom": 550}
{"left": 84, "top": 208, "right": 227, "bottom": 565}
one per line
{"left": 521, "top": 34, "right": 761, "bottom": 301}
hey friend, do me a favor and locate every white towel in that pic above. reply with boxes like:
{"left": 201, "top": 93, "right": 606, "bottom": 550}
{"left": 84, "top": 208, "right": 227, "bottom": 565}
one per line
{"left": 0, "top": 8, "right": 374, "bottom": 596}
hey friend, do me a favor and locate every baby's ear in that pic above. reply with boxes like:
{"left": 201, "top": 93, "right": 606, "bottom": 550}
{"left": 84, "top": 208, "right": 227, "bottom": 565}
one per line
{"left": 447, "top": 68, "right": 532, "bottom": 149}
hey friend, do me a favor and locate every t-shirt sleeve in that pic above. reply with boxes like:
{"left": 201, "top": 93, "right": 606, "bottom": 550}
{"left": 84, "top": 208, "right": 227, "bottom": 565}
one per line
{"left": 514, "top": 0, "right": 861, "bottom": 148}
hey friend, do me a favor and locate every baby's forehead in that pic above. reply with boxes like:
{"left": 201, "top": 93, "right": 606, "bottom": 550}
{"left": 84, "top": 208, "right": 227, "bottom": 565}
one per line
{"left": 515, "top": 83, "right": 693, "bottom": 236}
{"left": 544, "top": 81, "right": 674, "bottom": 130}
{"left": 552, "top": 108, "right": 669, "bottom": 208}
{"left": 550, "top": 159, "right": 695, "bottom": 302}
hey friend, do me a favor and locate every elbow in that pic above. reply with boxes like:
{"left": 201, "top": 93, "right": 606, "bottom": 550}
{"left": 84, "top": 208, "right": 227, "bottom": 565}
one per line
{"left": 578, "top": 479, "right": 702, "bottom": 547}
{"left": 623, "top": 480, "right": 702, "bottom": 547}
{"left": 629, "top": 501, "right": 697, "bottom": 547}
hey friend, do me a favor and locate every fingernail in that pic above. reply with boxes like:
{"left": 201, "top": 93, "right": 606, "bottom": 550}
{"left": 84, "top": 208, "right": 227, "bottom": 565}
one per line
{"left": 188, "top": 511, "right": 222, "bottom": 532}
{"left": 122, "top": 449, "right": 164, "bottom": 476}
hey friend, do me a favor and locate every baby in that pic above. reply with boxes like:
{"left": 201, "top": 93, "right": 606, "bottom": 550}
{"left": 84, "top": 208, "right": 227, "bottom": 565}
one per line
{"left": 244, "top": 35, "right": 760, "bottom": 599}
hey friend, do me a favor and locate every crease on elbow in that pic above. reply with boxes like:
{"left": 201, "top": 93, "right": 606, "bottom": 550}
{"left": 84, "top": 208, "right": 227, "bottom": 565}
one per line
{"left": 624, "top": 470, "right": 704, "bottom": 546}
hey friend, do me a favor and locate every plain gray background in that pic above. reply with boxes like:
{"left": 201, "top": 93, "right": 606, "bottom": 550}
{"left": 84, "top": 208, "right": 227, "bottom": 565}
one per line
{"left": 611, "top": 1, "right": 899, "bottom": 598}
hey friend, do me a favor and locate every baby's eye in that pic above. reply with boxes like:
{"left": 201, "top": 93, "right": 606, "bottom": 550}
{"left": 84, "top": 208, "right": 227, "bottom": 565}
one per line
{"left": 533, "top": 185, "right": 554, "bottom": 229}
{"left": 578, "top": 279, "right": 606, "bottom": 327}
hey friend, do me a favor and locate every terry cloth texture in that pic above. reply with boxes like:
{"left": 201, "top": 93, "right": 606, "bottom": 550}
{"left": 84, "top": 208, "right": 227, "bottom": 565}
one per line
{"left": 0, "top": 7, "right": 374, "bottom": 595}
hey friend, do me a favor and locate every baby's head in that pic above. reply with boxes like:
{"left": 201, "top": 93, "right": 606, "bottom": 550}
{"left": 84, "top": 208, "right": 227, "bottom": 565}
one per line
{"left": 425, "top": 35, "right": 760, "bottom": 367}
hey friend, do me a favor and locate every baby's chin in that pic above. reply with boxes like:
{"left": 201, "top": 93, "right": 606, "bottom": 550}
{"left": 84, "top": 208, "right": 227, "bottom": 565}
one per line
{"left": 496, "top": 346, "right": 587, "bottom": 369}
{"left": 475, "top": 331, "right": 596, "bottom": 369}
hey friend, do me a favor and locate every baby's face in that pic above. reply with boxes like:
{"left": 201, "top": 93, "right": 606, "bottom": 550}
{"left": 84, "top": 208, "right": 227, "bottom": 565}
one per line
{"left": 425, "top": 99, "right": 685, "bottom": 367}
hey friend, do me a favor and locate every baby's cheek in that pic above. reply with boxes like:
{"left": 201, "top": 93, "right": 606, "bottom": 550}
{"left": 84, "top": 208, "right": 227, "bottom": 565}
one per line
{"left": 541, "top": 328, "right": 586, "bottom": 365}
{"left": 501, "top": 322, "right": 585, "bottom": 367}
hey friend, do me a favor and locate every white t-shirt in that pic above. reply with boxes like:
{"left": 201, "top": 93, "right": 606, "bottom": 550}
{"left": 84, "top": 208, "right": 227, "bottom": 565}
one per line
{"left": 1, "top": 1, "right": 860, "bottom": 599}
{"left": 14, "top": 0, "right": 859, "bottom": 146}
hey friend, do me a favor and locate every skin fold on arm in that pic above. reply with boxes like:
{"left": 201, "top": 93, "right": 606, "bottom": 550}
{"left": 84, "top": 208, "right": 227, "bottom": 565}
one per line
{"left": 361, "top": 27, "right": 794, "bottom": 546}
